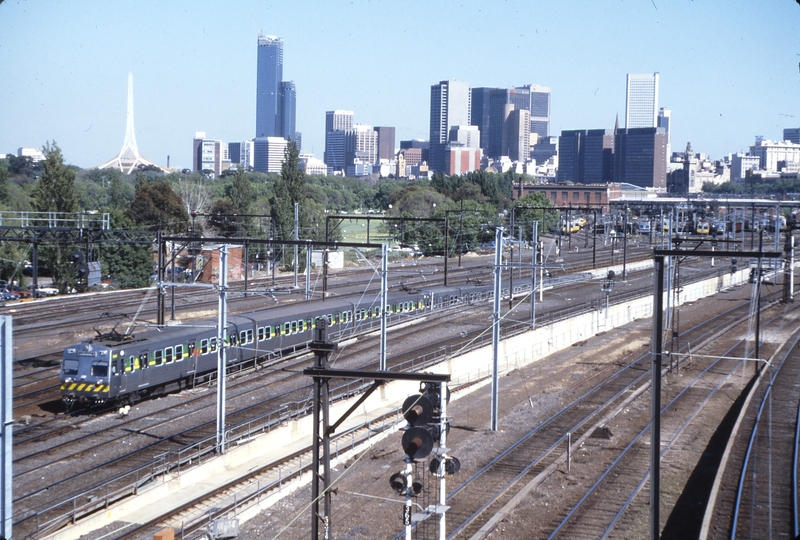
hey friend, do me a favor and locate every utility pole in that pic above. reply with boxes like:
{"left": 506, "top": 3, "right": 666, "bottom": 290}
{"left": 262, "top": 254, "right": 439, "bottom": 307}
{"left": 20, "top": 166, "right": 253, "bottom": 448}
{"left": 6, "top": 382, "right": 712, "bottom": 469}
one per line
{"left": 294, "top": 203, "right": 299, "bottom": 289}
{"left": 216, "top": 246, "right": 229, "bottom": 454}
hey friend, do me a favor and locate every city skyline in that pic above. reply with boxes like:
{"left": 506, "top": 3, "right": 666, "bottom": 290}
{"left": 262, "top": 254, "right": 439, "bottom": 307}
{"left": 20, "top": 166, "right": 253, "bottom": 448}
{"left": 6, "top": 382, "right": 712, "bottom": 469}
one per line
{"left": 1, "top": 1, "right": 797, "bottom": 169}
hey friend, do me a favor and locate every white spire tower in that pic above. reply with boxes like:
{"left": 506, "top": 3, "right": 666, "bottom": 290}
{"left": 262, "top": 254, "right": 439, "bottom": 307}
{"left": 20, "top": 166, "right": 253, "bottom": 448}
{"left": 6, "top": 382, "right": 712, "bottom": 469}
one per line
{"left": 98, "top": 72, "right": 160, "bottom": 173}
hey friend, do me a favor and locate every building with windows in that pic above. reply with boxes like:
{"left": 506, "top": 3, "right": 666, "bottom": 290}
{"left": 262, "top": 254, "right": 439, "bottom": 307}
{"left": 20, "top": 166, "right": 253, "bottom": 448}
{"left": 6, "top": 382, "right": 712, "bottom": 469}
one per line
{"left": 504, "top": 108, "right": 530, "bottom": 162}
{"left": 256, "top": 35, "right": 284, "bottom": 139}
{"left": 374, "top": 126, "right": 396, "bottom": 162}
{"left": 784, "top": 128, "right": 800, "bottom": 144}
{"left": 227, "top": 141, "right": 254, "bottom": 169}
{"left": 613, "top": 127, "right": 667, "bottom": 189}
{"left": 253, "top": 137, "right": 287, "bottom": 174}
{"left": 514, "top": 182, "right": 617, "bottom": 212}
{"left": 430, "top": 80, "right": 471, "bottom": 173}
{"left": 192, "top": 132, "right": 230, "bottom": 177}
{"left": 730, "top": 153, "right": 761, "bottom": 182}
{"left": 325, "top": 110, "right": 354, "bottom": 171}
{"left": 280, "top": 81, "right": 297, "bottom": 141}
{"left": 749, "top": 138, "right": 800, "bottom": 172}
{"left": 625, "top": 73, "right": 659, "bottom": 129}
{"left": 345, "top": 125, "right": 378, "bottom": 175}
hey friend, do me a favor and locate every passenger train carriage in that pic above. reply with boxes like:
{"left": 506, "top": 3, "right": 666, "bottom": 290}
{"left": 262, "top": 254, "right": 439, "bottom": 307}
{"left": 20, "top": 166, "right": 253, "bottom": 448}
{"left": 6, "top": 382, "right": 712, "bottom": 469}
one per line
{"left": 60, "top": 284, "right": 494, "bottom": 406}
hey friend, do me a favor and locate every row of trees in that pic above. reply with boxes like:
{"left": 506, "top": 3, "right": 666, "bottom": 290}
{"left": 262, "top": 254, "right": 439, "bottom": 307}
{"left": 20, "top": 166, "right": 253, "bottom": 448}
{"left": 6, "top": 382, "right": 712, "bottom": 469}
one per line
{"left": 0, "top": 142, "right": 555, "bottom": 290}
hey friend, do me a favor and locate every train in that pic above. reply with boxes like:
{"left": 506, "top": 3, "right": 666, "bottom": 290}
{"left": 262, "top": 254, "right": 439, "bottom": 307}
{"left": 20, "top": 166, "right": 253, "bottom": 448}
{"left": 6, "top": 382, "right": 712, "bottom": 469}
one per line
{"left": 60, "top": 284, "right": 494, "bottom": 406}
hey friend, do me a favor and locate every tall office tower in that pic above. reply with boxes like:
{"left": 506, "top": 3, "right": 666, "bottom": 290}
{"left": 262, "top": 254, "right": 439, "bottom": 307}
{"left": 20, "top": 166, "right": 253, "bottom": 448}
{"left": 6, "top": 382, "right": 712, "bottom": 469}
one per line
{"left": 613, "top": 127, "right": 668, "bottom": 189}
{"left": 325, "top": 110, "right": 354, "bottom": 170}
{"left": 504, "top": 108, "right": 530, "bottom": 162}
{"left": 521, "top": 84, "right": 551, "bottom": 138}
{"left": 784, "top": 128, "right": 800, "bottom": 144}
{"left": 281, "top": 81, "right": 297, "bottom": 141}
{"left": 471, "top": 88, "right": 493, "bottom": 153}
{"left": 658, "top": 107, "right": 671, "bottom": 157}
{"left": 345, "top": 124, "right": 379, "bottom": 174}
{"left": 557, "top": 130, "right": 584, "bottom": 183}
{"left": 253, "top": 137, "right": 288, "bottom": 173}
{"left": 625, "top": 73, "right": 659, "bottom": 129}
{"left": 584, "top": 129, "right": 615, "bottom": 182}
{"left": 256, "top": 35, "right": 284, "bottom": 138}
{"left": 430, "top": 80, "right": 471, "bottom": 173}
{"left": 374, "top": 126, "right": 396, "bottom": 161}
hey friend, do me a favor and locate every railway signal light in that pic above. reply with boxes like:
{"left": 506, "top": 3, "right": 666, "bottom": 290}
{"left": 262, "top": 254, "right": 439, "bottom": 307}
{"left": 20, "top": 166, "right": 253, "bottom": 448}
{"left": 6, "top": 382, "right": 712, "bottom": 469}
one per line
{"left": 389, "top": 472, "right": 422, "bottom": 496}
{"left": 429, "top": 456, "right": 461, "bottom": 476}
{"left": 731, "top": 258, "right": 738, "bottom": 274}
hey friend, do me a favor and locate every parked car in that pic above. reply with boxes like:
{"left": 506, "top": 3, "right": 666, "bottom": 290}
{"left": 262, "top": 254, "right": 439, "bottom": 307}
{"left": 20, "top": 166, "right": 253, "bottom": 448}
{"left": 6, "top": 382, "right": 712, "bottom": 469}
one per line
{"left": 0, "top": 290, "right": 20, "bottom": 301}
{"left": 8, "top": 285, "right": 31, "bottom": 299}
{"left": 27, "top": 285, "right": 59, "bottom": 297}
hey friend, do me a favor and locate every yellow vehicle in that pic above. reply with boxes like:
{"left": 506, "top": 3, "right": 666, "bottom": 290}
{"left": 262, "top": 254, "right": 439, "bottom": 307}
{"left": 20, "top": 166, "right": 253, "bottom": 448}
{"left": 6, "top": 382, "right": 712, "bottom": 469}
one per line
{"left": 696, "top": 222, "right": 710, "bottom": 235}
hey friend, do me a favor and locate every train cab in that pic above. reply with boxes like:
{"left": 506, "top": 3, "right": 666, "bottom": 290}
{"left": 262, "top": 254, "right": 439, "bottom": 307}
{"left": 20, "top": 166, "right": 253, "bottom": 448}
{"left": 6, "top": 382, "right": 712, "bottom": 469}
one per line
{"left": 60, "top": 343, "right": 116, "bottom": 405}
{"left": 696, "top": 222, "right": 710, "bottom": 235}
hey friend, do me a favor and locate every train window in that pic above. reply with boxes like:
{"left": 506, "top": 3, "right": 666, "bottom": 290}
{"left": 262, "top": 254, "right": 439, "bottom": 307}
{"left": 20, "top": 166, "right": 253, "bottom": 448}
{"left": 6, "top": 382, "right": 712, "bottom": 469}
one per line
{"left": 165, "top": 347, "right": 174, "bottom": 363}
{"left": 355, "top": 310, "right": 362, "bottom": 322}
{"left": 91, "top": 362, "right": 108, "bottom": 377}
{"left": 176, "top": 345, "right": 184, "bottom": 361}
{"left": 246, "top": 329, "right": 253, "bottom": 343}
{"left": 373, "top": 307, "right": 381, "bottom": 317}
{"left": 210, "top": 338, "right": 218, "bottom": 352}
{"left": 258, "top": 327, "right": 266, "bottom": 341}
{"left": 124, "top": 356, "right": 133, "bottom": 373}
{"left": 63, "top": 359, "right": 79, "bottom": 375}
{"left": 200, "top": 339, "right": 209, "bottom": 354}
{"left": 139, "top": 352, "right": 148, "bottom": 369}
{"left": 154, "top": 350, "right": 163, "bottom": 366}
{"left": 112, "top": 361, "right": 119, "bottom": 376}
{"left": 291, "top": 320, "right": 298, "bottom": 334}
{"left": 239, "top": 330, "right": 247, "bottom": 345}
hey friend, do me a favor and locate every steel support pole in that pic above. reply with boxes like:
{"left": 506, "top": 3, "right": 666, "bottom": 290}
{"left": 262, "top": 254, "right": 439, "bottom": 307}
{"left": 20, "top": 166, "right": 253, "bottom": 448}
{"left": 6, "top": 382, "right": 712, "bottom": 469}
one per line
{"left": 1, "top": 317, "right": 12, "bottom": 540}
{"left": 306, "top": 240, "right": 312, "bottom": 300}
{"left": 294, "top": 203, "right": 299, "bottom": 289}
{"left": 157, "top": 229, "right": 165, "bottom": 326}
{"left": 531, "top": 221, "right": 538, "bottom": 330}
{"left": 216, "top": 246, "right": 229, "bottom": 454}
{"left": 243, "top": 240, "right": 249, "bottom": 296}
{"left": 323, "top": 221, "right": 329, "bottom": 301}
{"left": 438, "top": 382, "right": 447, "bottom": 540}
{"left": 310, "top": 322, "right": 334, "bottom": 540}
{"left": 508, "top": 210, "right": 514, "bottom": 309}
{"left": 380, "top": 244, "right": 388, "bottom": 371}
{"left": 651, "top": 255, "right": 665, "bottom": 540}
{"left": 444, "top": 213, "right": 449, "bottom": 286}
{"left": 491, "top": 227, "right": 503, "bottom": 431}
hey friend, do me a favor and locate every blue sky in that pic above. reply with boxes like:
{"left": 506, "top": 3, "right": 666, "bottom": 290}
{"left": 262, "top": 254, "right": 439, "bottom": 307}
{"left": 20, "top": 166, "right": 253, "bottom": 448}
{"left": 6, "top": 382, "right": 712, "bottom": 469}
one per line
{"left": 1, "top": 0, "right": 798, "bottom": 170}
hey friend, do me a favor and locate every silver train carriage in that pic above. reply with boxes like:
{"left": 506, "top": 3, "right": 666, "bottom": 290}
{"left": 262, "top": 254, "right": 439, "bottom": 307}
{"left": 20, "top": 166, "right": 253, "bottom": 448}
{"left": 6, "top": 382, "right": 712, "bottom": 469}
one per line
{"left": 60, "top": 284, "right": 493, "bottom": 406}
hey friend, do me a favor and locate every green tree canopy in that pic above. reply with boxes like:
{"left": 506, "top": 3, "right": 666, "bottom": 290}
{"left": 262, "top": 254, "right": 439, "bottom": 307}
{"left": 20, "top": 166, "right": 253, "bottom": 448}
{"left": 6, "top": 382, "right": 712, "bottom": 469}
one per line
{"left": 270, "top": 140, "right": 306, "bottom": 240}
{"left": 127, "top": 180, "right": 190, "bottom": 233}
{"left": 31, "top": 141, "right": 78, "bottom": 213}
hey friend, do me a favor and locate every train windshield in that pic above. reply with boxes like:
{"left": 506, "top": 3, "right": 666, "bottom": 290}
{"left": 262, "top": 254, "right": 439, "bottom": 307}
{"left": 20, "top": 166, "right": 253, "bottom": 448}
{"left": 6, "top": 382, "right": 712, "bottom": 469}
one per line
{"left": 91, "top": 362, "right": 109, "bottom": 377}
{"left": 63, "top": 359, "right": 79, "bottom": 376}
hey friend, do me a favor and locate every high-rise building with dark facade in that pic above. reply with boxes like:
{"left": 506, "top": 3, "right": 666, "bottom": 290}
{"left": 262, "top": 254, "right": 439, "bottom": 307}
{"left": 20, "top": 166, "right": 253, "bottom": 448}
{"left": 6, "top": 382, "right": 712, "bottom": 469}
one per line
{"left": 256, "top": 35, "right": 284, "bottom": 138}
{"left": 557, "top": 128, "right": 615, "bottom": 184}
{"left": 557, "top": 130, "right": 583, "bottom": 183}
{"left": 430, "top": 80, "right": 471, "bottom": 173}
{"left": 471, "top": 84, "right": 550, "bottom": 159}
{"left": 374, "top": 126, "right": 396, "bottom": 161}
{"left": 614, "top": 127, "right": 667, "bottom": 189}
{"left": 281, "top": 81, "right": 297, "bottom": 140}
{"left": 584, "top": 129, "right": 615, "bottom": 183}
{"left": 255, "top": 35, "right": 297, "bottom": 172}
{"left": 324, "top": 110, "right": 354, "bottom": 171}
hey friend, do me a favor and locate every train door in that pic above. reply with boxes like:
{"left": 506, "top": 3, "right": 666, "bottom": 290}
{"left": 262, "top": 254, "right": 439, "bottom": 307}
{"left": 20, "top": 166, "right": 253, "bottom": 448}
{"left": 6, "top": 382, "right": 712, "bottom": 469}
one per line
{"left": 137, "top": 350, "right": 151, "bottom": 387}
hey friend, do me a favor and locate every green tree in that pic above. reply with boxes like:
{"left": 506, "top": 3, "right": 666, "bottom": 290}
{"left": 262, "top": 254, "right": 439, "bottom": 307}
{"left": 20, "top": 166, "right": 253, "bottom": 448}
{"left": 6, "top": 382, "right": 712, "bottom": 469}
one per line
{"left": 100, "top": 209, "right": 154, "bottom": 289}
{"left": 30, "top": 142, "right": 79, "bottom": 292}
{"left": 0, "top": 159, "right": 8, "bottom": 205}
{"left": 270, "top": 141, "right": 305, "bottom": 237}
{"left": 510, "top": 193, "right": 559, "bottom": 240}
{"left": 31, "top": 141, "right": 78, "bottom": 213}
{"left": 128, "top": 180, "right": 190, "bottom": 233}
{"left": 227, "top": 167, "right": 255, "bottom": 235}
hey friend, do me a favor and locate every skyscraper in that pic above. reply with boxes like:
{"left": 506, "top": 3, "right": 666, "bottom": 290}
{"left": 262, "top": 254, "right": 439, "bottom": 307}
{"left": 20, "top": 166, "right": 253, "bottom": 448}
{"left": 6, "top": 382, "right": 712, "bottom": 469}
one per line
{"left": 254, "top": 35, "right": 298, "bottom": 172}
{"left": 658, "top": 107, "right": 671, "bottom": 157}
{"left": 430, "top": 80, "right": 471, "bottom": 173}
{"left": 625, "top": 73, "right": 659, "bottom": 129}
{"left": 325, "top": 110, "right": 354, "bottom": 171}
{"left": 614, "top": 127, "right": 667, "bottom": 189}
{"left": 256, "top": 35, "right": 284, "bottom": 138}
